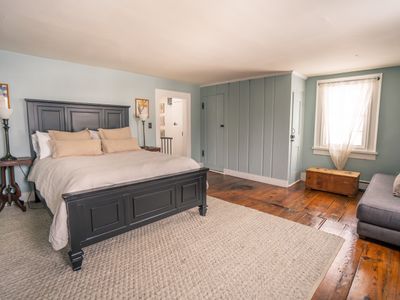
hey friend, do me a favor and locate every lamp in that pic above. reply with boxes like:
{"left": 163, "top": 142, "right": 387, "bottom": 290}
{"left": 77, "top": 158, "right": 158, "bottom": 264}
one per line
{"left": 0, "top": 95, "right": 16, "bottom": 161}
{"left": 139, "top": 111, "right": 148, "bottom": 147}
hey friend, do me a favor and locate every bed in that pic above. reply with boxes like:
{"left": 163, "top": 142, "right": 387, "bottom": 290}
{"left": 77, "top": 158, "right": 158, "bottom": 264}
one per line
{"left": 26, "top": 99, "right": 208, "bottom": 271}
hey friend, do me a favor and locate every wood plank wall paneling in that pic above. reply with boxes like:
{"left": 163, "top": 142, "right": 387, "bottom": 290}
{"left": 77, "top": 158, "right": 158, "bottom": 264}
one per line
{"left": 249, "top": 78, "right": 265, "bottom": 175}
{"left": 238, "top": 80, "right": 250, "bottom": 173}
{"left": 263, "top": 77, "right": 275, "bottom": 177}
{"left": 227, "top": 82, "right": 240, "bottom": 170}
{"left": 201, "top": 74, "right": 292, "bottom": 181}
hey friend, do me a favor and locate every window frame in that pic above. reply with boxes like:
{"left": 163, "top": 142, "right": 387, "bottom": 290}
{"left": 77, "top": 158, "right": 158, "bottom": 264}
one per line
{"left": 313, "top": 73, "right": 382, "bottom": 161}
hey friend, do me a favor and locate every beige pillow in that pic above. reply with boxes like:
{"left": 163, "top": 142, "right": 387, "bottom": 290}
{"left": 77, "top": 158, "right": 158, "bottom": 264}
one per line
{"left": 98, "top": 127, "right": 132, "bottom": 140}
{"left": 102, "top": 138, "right": 140, "bottom": 153}
{"left": 48, "top": 129, "right": 90, "bottom": 140}
{"left": 394, "top": 174, "right": 400, "bottom": 197}
{"left": 52, "top": 140, "right": 102, "bottom": 158}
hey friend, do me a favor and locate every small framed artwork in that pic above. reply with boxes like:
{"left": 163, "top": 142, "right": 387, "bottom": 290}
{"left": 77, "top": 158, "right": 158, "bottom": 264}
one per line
{"left": 135, "top": 98, "right": 149, "bottom": 118}
{"left": 0, "top": 83, "right": 10, "bottom": 108}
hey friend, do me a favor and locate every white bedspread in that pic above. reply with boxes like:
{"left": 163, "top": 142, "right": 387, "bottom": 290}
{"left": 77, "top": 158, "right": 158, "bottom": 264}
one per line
{"left": 28, "top": 150, "right": 201, "bottom": 250}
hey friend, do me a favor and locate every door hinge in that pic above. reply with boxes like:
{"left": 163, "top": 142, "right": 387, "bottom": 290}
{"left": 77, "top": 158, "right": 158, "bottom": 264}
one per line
{"left": 201, "top": 102, "right": 205, "bottom": 109}
{"left": 201, "top": 150, "right": 205, "bottom": 157}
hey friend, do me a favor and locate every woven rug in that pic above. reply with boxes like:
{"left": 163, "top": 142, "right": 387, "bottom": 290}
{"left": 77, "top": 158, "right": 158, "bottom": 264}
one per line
{"left": 0, "top": 196, "right": 343, "bottom": 299}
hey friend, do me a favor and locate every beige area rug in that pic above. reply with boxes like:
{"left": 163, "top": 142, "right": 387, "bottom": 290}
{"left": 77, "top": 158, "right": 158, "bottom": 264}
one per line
{"left": 0, "top": 196, "right": 343, "bottom": 300}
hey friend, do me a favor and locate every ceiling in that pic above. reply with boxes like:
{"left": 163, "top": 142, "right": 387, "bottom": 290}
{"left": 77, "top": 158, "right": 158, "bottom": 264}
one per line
{"left": 0, "top": 0, "right": 400, "bottom": 85}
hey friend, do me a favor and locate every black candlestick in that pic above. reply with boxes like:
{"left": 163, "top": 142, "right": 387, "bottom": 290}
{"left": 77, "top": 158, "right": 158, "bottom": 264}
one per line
{"left": 142, "top": 120, "right": 146, "bottom": 147}
{"left": 1, "top": 119, "right": 16, "bottom": 161}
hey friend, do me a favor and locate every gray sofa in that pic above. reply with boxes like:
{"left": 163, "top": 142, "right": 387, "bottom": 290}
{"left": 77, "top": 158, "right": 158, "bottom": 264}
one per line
{"left": 356, "top": 173, "right": 400, "bottom": 246}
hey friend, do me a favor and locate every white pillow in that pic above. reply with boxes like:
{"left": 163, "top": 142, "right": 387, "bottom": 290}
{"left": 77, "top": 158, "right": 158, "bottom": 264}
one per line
{"left": 89, "top": 130, "right": 100, "bottom": 140}
{"left": 394, "top": 174, "right": 400, "bottom": 197}
{"left": 31, "top": 133, "right": 40, "bottom": 157}
{"left": 36, "top": 131, "right": 52, "bottom": 159}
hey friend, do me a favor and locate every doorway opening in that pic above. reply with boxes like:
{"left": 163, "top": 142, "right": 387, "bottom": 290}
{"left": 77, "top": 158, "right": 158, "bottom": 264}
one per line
{"left": 155, "top": 89, "right": 191, "bottom": 157}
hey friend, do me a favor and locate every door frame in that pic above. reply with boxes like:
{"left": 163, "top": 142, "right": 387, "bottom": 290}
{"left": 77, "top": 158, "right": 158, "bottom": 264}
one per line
{"left": 155, "top": 89, "right": 191, "bottom": 158}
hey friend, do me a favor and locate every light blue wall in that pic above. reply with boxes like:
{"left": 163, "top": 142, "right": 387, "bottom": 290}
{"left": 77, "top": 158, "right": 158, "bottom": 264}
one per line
{"left": 302, "top": 66, "right": 400, "bottom": 182}
{"left": 201, "top": 74, "right": 293, "bottom": 181}
{"left": 0, "top": 50, "right": 201, "bottom": 192}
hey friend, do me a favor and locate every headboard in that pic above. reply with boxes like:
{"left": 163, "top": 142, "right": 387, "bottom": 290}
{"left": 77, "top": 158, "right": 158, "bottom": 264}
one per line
{"left": 25, "top": 99, "right": 130, "bottom": 157}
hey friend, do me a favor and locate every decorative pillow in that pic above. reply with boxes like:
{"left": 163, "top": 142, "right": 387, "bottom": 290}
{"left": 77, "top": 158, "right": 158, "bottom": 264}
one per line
{"left": 394, "top": 174, "right": 400, "bottom": 197}
{"left": 89, "top": 130, "right": 100, "bottom": 140}
{"left": 98, "top": 127, "right": 132, "bottom": 140}
{"left": 52, "top": 140, "right": 102, "bottom": 158}
{"left": 48, "top": 129, "right": 90, "bottom": 140}
{"left": 102, "top": 138, "right": 140, "bottom": 153}
{"left": 31, "top": 133, "right": 40, "bottom": 157}
{"left": 36, "top": 131, "right": 52, "bottom": 159}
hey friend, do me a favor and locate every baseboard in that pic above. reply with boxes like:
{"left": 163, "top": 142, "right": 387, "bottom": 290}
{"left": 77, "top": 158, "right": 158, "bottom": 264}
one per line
{"left": 223, "top": 169, "right": 289, "bottom": 188}
{"left": 198, "top": 162, "right": 204, "bottom": 167}
{"left": 288, "top": 179, "right": 301, "bottom": 187}
{"left": 300, "top": 172, "right": 306, "bottom": 181}
{"left": 359, "top": 180, "right": 369, "bottom": 190}
{"left": 300, "top": 171, "right": 369, "bottom": 190}
{"left": 20, "top": 191, "right": 35, "bottom": 202}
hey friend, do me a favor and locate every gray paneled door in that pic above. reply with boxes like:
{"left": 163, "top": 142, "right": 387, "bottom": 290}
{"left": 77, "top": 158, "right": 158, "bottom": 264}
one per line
{"left": 203, "top": 94, "right": 224, "bottom": 171}
{"left": 289, "top": 91, "right": 303, "bottom": 183}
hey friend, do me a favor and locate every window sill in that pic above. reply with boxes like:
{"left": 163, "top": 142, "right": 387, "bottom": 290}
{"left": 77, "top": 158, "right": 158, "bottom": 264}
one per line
{"left": 312, "top": 147, "right": 377, "bottom": 161}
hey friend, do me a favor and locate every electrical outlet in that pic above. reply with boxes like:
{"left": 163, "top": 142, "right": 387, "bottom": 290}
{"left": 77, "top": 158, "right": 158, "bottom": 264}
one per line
{"left": 148, "top": 122, "right": 152, "bottom": 129}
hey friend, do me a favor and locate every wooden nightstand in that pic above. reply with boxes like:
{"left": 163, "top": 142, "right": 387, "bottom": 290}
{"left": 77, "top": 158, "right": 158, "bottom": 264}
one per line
{"left": 141, "top": 146, "right": 161, "bottom": 152}
{"left": 305, "top": 167, "right": 360, "bottom": 197}
{"left": 0, "top": 157, "right": 33, "bottom": 212}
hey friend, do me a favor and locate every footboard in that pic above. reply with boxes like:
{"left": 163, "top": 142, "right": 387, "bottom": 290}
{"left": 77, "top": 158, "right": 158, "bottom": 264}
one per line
{"left": 64, "top": 168, "right": 208, "bottom": 271}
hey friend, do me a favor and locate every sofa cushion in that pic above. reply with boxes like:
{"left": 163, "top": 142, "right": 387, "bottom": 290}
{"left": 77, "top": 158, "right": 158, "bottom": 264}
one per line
{"left": 357, "top": 173, "right": 400, "bottom": 231}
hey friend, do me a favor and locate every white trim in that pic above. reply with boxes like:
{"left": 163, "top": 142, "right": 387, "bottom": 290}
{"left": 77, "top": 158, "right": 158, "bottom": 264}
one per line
{"left": 292, "top": 71, "right": 308, "bottom": 80}
{"left": 288, "top": 179, "right": 301, "bottom": 187}
{"left": 200, "top": 71, "right": 292, "bottom": 87}
{"left": 300, "top": 172, "right": 306, "bottom": 181}
{"left": 20, "top": 192, "right": 34, "bottom": 202}
{"left": 359, "top": 180, "right": 369, "bottom": 190}
{"left": 155, "top": 89, "right": 191, "bottom": 158}
{"left": 223, "top": 169, "right": 289, "bottom": 187}
{"left": 312, "top": 148, "right": 377, "bottom": 160}
{"left": 198, "top": 162, "right": 204, "bottom": 167}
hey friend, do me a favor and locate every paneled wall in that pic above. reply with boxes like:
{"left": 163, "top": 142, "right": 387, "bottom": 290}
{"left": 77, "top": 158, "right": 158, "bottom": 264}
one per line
{"left": 201, "top": 74, "right": 293, "bottom": 182}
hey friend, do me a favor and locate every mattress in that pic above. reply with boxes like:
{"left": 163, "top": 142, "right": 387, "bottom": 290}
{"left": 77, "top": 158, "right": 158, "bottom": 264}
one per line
{"left": 28, "top": 150, "right": 201, "bottom": 250}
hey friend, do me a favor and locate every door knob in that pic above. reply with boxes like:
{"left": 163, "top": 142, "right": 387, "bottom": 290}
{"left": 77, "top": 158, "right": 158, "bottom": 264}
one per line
{"left": 220, "top": 124, "right": 225, "bottom": 128}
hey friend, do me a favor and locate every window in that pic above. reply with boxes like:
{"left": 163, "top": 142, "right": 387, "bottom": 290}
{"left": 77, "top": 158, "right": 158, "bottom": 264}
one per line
{"left": 313, "top": 73, "right": 382, "bottom": 160}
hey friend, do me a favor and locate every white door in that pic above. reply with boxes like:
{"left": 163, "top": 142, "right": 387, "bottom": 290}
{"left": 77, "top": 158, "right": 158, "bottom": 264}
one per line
{"left": 204, "top": 94, "right": 224, "bottom": 171}
{"left": 164, "top": 98, "right": 184, "bottom": 156}
{"left": 289, "top": 91, "right": 303, "bottom": 183}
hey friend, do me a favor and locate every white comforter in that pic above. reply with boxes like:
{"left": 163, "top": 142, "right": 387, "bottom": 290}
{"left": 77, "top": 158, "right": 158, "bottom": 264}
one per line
{"left": 28, "top": 150, "right": 201, "bottom": 250}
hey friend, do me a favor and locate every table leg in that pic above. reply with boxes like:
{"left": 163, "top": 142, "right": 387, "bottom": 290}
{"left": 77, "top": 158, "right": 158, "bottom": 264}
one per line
{"left": 0, "top": 167, "right": 6, "bottom": 212}
{"left": 9, "top": 166, "right": 26, "bottom": 212}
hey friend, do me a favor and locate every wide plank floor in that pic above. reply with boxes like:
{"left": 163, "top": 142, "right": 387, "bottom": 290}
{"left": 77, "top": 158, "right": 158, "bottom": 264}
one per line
{"left": 207, "top": 171, "right": 400, "bottom": 300}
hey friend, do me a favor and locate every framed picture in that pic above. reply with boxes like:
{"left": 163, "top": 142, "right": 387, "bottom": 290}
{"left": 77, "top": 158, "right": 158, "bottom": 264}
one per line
{"left": 135, "top": 98, "right": 149, "bottom": 118}
{"left": 0, "top": 83, "right": 10, "bottom": 108}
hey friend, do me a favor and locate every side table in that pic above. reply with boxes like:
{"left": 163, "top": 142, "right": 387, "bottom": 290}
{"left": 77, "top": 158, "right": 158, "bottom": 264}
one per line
{"left": 0, "top": 157, "right": 33, "bottom": 212}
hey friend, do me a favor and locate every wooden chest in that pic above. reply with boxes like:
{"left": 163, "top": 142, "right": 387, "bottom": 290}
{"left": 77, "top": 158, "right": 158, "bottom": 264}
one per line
{"left": 305, "top": 168, "right": 360, "bottom": 197}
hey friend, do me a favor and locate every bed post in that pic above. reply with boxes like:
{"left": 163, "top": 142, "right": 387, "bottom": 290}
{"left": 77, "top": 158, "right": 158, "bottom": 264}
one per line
{"left": 198, "top": 172, "right": 208, "bottom": 216}
{"left": 65, "top": 198, "right": 84, "bottom": 271}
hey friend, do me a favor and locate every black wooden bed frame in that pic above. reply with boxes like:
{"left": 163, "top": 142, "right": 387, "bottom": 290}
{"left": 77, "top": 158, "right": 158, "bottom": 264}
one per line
{"left": 26, "top": 99, "right": 208, "bottom": 271}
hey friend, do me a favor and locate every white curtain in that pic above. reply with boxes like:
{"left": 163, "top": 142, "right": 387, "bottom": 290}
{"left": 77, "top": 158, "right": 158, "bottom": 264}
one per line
{"left": 320, "top": 79, "right": 375, "bottom": 170}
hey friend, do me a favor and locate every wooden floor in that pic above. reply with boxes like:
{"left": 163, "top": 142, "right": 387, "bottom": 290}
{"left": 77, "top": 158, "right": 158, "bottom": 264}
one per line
{"left": 207, "top": 171, "right": 400, "bottom": 300}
